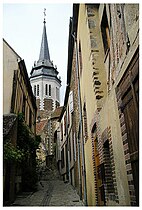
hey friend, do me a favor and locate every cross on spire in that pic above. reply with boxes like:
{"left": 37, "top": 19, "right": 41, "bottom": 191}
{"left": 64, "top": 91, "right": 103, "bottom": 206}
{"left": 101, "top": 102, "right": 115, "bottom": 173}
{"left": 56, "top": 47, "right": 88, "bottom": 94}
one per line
{"left": 38, "top": 8, "right": 50, "bottom": 61}
{"left": 43, "top": 8, "right": 46, "bottom": 23}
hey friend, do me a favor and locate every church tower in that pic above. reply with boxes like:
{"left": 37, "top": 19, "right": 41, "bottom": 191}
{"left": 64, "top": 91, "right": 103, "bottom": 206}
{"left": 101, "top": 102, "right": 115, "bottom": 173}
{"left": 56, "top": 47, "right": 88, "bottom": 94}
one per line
{"left": 30, "top": 12, "right": 61, "bottom": 120}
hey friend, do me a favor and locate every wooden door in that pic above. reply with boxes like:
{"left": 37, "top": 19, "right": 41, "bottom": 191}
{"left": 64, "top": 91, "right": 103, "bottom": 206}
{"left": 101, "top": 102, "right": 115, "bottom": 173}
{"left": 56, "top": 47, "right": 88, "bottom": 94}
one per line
{"left": 120, "top": 50, "right": 139, "bottom": 205}
{"left": 122, "top": 82, "right": 139, "bottom": 205}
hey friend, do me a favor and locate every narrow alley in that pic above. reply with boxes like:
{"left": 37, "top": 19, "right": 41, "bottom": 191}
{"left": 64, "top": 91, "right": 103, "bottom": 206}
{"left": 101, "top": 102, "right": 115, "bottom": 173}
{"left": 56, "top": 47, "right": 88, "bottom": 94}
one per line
{"left": 3, "top": 3, "right": 139, "bottom": 206}
{"left": 12, "top": 164, "right": 84, "bottom": 206}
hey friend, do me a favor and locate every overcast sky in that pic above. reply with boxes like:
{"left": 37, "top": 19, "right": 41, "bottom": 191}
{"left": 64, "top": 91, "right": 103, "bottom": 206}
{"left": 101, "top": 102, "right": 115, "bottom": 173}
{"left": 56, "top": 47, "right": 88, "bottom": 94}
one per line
{"left": 3, "top": 3, "right": 73, "bottom": 105}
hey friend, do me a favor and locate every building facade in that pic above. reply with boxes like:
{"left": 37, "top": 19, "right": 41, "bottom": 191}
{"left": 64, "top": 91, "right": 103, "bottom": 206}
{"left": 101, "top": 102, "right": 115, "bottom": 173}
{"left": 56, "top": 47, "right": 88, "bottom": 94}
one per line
{"left": 3, "top": 39, "right": 37, "bottom": 205}
{"left": 59, "top": 90, "right": 75, "bottom": 185}
{"left": 3, "top": 39, "right": 37, "bottom": 133}
{"left": 59, "top": 3, "right": 139, "bottom": 206}
{"left": 58, "top": 11, "right": 87, "bottom": 204}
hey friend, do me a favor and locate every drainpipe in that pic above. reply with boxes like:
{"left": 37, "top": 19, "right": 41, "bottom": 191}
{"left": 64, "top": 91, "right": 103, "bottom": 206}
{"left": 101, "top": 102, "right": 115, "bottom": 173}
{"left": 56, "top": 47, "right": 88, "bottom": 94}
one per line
{"left": 67, "top": 106, "right": 71, "bottom": 182}
{"left": 72, "top": 32, "right": 88, "bottom": 206}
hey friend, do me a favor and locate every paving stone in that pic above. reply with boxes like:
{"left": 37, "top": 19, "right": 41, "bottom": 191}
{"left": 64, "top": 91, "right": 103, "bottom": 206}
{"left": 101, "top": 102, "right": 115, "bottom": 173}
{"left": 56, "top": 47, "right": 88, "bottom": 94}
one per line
{"left": 12, "top": 167, "right": 84, "bottom": 206}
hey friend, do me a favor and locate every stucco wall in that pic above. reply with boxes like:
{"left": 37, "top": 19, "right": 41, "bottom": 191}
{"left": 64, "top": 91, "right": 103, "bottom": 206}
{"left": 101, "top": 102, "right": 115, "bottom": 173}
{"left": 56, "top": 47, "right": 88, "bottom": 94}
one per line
{"left": 77, "top": 4, "right": 108, "bottom": 205}
{"left": 99, "top": 88, "right": 131, "bottom": 205}
{"left": 3, "top": 41, "right": 19, "bottom": 114}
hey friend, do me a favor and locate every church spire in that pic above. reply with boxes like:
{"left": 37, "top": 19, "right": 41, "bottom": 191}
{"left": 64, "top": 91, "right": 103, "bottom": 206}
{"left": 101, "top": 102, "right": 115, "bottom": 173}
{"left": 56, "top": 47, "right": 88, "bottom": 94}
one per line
{"left": 39, "top": 8, "right": 50, "bottom": 62}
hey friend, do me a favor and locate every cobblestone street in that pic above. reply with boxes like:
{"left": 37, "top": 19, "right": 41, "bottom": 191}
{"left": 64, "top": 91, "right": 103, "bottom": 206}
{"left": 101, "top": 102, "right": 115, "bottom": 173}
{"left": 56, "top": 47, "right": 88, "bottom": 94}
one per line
{"left": 12, "top": 167, "right": 84, "bottom": 206}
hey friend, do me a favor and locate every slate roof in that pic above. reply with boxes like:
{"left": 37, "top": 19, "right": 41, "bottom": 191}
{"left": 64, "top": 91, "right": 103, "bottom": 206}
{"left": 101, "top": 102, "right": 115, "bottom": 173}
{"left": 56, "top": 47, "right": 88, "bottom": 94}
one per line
{"left": 30, "top": 20, "right": 61, "bottom": 81}
{"left": 39, "top": 21, "right": 50, "bottom": 62}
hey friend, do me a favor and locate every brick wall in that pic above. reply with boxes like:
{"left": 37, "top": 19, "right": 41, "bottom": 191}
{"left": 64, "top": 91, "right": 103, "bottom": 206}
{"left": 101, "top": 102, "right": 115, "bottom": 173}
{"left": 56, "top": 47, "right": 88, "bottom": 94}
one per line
{"left": 109, "top": 5, "right": 127, "bottom": 79}
{"left": 70, "top": 48, "right": 81, "bottom": 194}
{"left": 115, "top": 88, "right": 136, "bottom": 206}
{"left": 44, "top": 98, "right": 53, "bottom": 111}
{"left": 36, "top": 98, "right": 40, "bottom": 110}
{"left": 101, "top": 127, "right": 119, "bottom": 204}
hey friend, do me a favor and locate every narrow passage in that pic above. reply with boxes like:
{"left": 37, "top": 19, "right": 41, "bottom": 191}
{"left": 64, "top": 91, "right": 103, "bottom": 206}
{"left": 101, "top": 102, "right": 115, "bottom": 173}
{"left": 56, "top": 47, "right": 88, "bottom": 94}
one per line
{"left": 12, "top": 165, "right": 84, "bottom": 206}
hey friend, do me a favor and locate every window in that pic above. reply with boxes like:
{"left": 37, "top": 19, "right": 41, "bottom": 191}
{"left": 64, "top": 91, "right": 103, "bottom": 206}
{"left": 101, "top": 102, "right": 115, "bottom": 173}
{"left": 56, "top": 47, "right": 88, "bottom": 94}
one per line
{"left": 69, "top": 137, "right": 71, "bottom": 161}
{"left": 68, "top": 105, "right": 70, "bottom": 126}
{"left": 54, "top": 130, "right": 57, "bottom": 143}
{"left": 29, "top": 108, "right": 32, "bottom": 129}
{"left": 61, "top": 148, "right": 65, "bottom": 168}
{"left": 88, "top": 19, "right": 96, "bottom": 29}
{"left": 49, "top": 84, "right": 51, "bottom": 96}
{"left": 86, "top": 4, "right": 95, "bottom": 17}
{"left": 22, "top": 95, "right": 26, "bottom": 118}
{"left": 79, "top": 41, "right": 83, "bottom": 75}
{"left": 90, "top": 35, "right": 97, "bottom": 48}
{"left": 37, "top": 84, "right": 39, "bottom": 96}
{"left": 64, "top": 114, "right": 67, "bottom": 135}
{"left": 45, "top": 84, "right": 48, "bottom": 96}
{"left": 101, "top": 6, "right": 110, "bottom": 54}
{"left": 61, "top": 122, "right": 63, "bottom": 140}
{"left": 103, "top": 140, "right": 115, "bottom": 194}
{"left": 73, "top": 132, "right": 77, "bottom": 161}
{"left": 56, "top": 87, "right": 59, "bottom": 101}
{"left": 83, "top": 103, "right": 88, "bottom": 143}
{"left": 34, "top": 85, "right": 36, "bottom": 96}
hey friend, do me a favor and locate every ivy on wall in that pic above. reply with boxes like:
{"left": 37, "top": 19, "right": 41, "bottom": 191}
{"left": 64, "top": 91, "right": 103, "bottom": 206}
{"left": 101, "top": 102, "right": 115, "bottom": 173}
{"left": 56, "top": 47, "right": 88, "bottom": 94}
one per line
{"left": 4, "top": 142, "right": 24, "bottom": 163}
{"left": 17, "top": 113, "right": 41, "bottom": 191}
{"left": 4, "top": 113, "right": 41, "bottom": 191}
{"left": 4, "top": 113, "right": 41, "bottom": 163}
{"left": 17, "top": 113, "right": 41, "bottom": 154}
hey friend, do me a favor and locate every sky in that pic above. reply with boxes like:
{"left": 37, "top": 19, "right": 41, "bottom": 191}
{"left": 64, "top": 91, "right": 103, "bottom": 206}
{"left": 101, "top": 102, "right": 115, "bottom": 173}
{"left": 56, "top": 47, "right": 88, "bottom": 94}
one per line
{"left": 3, "top": 2, "right": 73, "bottom": 105}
